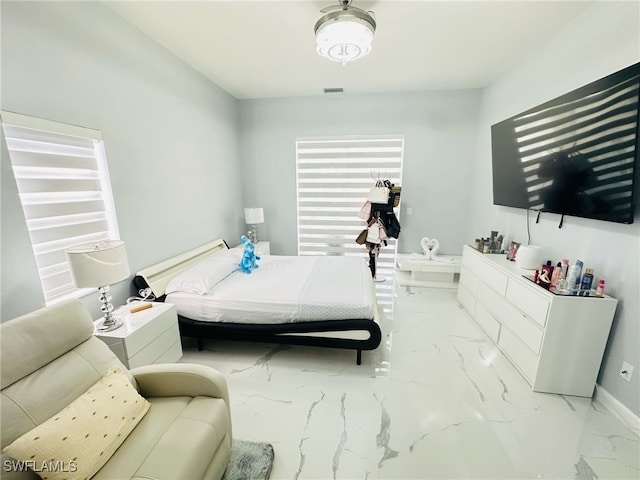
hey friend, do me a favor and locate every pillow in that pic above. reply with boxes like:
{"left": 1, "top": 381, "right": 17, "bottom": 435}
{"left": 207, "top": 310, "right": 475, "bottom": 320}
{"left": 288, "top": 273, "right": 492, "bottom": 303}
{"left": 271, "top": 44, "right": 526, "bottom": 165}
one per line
{"left": 3, "top": 367, "right": 150, "bottom": 480}
{"left": 208, "top": 246, "right": 243, "bottom": 263}
{"left": 165, "top": 259, "right": 237, "bottom": 295}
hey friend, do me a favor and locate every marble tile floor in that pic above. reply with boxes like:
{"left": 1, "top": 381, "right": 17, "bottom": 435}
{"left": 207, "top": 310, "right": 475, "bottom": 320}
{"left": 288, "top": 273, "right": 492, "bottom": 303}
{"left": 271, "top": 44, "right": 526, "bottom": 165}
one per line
{"left": 180, "top": 281, "right": 639, "bottom": 480}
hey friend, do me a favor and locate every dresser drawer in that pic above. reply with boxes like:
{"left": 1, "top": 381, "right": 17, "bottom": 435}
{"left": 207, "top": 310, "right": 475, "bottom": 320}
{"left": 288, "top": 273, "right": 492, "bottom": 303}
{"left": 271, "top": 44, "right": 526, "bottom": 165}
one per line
{"left": 506, "top": 279, "right": 550, "bottom": 328}
{"left": 482, "top": 262, "right": 508, "bottom": 296}
{"left": 465, "top": 252, "right": 508, "bottom": 296}
{"left": 474, "top": 302, "right": 501, "bottom": 343}
{"left": 459, "top": 265, "right": 479, "bottom": 296}
{"left": 462, "top": 247, "right": 488, "bottom": 278}
{"left": 477, "top": 282, "right": 505, "bottom": 314}
{"left": 123, "top": 305, "right": 177, "bottom": 357}
{"left": 128, "top": 322, "right": 180, "bottom": 368}
{"left": 499, "top": 327, "right": 537, "bottom": 385}
{"left": 457, "top": 282, "right": 477, "bottom": 317}
{"left": 155, "top": 340, "right": 183, "bottom": 365}
{"left": 479, "top": 283, "right": 543, "bottom": 355}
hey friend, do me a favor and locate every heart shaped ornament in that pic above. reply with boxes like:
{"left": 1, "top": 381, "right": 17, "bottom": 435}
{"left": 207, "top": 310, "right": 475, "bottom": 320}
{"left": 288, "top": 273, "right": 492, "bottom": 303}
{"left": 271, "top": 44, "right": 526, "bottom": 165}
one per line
{"left": 421, "top": 237, "right": 440, "bottom": 259}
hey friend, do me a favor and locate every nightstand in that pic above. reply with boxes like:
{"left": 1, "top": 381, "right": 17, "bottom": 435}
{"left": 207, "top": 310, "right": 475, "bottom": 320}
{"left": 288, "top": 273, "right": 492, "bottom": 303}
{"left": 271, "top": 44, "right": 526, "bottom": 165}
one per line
{"left": 257, "top": 241, "right": 270, "bottom": 255}
{"left": 94, "top": 302, "right": 182, "bottom": 368}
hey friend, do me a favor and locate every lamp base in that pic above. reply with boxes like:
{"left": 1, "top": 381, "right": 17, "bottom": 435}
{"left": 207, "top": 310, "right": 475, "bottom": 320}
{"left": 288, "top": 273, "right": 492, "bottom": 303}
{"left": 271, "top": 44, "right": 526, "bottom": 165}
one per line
{"left": 96, "top": 316, "right": 123, "bottom": 332}
{"left": 96, "top": 285, "right": 122, "bottom": 331}
{"left": 246, "top": 226, "right": 258, "bottom": 244}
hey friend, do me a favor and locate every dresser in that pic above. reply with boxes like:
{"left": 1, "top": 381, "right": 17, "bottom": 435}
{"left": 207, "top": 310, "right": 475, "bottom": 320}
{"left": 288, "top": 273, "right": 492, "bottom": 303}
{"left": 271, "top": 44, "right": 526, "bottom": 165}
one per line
{"left": 457, "top": 245, "right": 617, "bottom": 397}
{"left": 94, "top": 302, "right": 182, "bottom": 368}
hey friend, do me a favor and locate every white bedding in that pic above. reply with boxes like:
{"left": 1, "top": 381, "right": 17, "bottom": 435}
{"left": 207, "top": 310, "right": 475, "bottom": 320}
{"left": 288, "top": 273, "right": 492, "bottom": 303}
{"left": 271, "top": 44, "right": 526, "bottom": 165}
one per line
{"left": 166, "top": 255, "right": 375, "bottom": 324}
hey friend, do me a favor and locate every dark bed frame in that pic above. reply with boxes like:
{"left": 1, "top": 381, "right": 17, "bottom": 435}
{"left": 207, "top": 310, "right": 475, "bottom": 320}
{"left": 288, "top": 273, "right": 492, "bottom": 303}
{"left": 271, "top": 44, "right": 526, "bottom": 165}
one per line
{"left": 133, "top": 239, "right": 382, "bottom": 365}
{"left": 176, "top": 315, "right": 381, "bottom": 365}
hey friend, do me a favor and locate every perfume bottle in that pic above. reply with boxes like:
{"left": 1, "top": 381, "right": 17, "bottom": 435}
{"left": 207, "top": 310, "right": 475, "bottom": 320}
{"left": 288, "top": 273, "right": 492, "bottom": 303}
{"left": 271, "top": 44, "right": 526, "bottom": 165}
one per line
{"left": 556, "top": 259, "right": 570, "bottom": 293}
{"left": 541, "top": 260, "right": 554, "bottom": 279}
{"left": 580, "top": 268, "right": 594, "bottom": 293}
{"left": 551, "top": 262, "right": 562, "bottom": 288}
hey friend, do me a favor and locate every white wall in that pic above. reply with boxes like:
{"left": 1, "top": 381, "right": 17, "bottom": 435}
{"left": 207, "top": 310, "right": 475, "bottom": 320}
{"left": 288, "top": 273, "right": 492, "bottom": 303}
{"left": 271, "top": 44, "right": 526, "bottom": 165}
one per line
{"left": 1, "top": 1, "right": 243, "bottom": 320}
{"left": 239, "top": 90, "right": 481, "bottom": 255}
{"left": 468, "top": 2, "right": 640, "bottom": 416}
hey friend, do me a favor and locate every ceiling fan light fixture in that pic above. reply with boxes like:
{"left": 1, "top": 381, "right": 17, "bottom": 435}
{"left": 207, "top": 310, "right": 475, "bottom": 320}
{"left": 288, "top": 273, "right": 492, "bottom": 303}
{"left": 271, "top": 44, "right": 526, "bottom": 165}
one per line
{"left": 315, "top": 1, "right": 376, "bottom": 65}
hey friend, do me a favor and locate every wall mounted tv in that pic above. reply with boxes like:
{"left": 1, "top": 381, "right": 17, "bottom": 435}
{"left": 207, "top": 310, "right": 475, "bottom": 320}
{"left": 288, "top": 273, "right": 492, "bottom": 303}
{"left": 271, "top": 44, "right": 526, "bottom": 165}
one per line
{"left": 491, "top": 62, "right": 640, "bottom": 224}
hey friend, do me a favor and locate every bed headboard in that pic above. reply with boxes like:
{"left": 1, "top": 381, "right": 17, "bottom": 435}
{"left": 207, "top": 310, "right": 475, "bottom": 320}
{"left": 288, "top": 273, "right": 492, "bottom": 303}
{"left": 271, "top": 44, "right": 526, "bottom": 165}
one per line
{"left": 135, "top": 238, "right": 229, "bottom": 298}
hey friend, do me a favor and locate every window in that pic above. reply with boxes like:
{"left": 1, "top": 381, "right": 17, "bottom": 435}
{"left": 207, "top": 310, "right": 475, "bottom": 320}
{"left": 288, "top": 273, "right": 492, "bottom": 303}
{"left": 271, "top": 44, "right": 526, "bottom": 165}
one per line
{"left": 295, "top": 135, "right": 404, "bottom": 305}
{"left": 1, "top": 111, "right": 120, "bottom": 305}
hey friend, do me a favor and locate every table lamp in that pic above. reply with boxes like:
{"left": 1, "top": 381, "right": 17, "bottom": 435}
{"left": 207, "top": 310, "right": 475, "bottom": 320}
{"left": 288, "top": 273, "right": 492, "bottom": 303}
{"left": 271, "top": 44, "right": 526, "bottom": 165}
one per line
{"left": 244, "top": 207, "right": 264, "bottom": 243}
{"left": 65, "top": 240, "right": 130, "bottom": 332}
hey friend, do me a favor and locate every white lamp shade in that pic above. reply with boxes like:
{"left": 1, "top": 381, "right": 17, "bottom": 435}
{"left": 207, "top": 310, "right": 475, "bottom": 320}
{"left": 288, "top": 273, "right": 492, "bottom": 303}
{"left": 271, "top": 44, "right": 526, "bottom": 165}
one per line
{"left": 244, "top": 207, "right": 264, "bottom": 224}
{"left": 314, "top": 5, "right": 376, "bottom": 64}
{"left": 316, "top": 17, "right": 374, "bottom": 63}
{"left": 65, "top": 240, "right": 130, "bottom": 288}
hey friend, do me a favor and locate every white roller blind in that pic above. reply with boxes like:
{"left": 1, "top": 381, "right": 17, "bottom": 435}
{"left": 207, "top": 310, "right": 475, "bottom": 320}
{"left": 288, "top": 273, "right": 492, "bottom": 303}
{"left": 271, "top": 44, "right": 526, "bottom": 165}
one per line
{"left": 2, "top": 111, "right": 121, "bottom": 304}
{"left": 295, "top": 135, "right": 404, "bottom": 307}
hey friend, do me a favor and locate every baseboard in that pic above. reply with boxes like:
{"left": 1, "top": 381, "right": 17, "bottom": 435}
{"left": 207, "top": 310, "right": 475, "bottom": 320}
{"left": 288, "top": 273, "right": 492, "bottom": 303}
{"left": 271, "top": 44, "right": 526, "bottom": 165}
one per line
{"left": 594, "top": 384, "right": 640, "bottom": 437}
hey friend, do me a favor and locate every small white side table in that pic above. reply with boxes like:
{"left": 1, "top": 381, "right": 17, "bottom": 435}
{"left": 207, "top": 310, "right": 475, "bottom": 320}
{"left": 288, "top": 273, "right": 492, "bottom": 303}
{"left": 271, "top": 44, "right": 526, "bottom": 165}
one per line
{"left": 396, "top": 253, "right": 462, "bottom": 288}
{"left": 256, "top": 241, "right": 270, "bottom": 255}
{"left": 94, "top": 302, "right": 182, "bottom": 368}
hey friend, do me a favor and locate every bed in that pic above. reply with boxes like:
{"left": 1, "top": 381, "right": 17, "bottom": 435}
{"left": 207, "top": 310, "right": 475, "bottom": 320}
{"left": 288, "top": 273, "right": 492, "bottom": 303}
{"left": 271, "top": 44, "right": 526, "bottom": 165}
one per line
{"left": 133, "top": 239, "right": 382, "bottom": 364}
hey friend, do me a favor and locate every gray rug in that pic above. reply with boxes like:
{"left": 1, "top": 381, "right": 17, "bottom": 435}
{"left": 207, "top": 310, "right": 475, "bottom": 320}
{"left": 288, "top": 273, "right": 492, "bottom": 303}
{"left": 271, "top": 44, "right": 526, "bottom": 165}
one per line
{"left": 222, "top": 439, "right": 274, "bottom": 480}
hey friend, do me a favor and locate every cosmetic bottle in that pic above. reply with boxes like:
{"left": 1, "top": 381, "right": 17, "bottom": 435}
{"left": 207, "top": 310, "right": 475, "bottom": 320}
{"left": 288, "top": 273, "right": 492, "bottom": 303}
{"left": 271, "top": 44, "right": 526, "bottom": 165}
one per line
{"left": 566, "top": 264, "right": 580, "bottom": 294}
{"left": 580, "top": 268, "right": 594, "bottom": 293}
{"left": 560, "top": 259, "right": 569, "bottom": 277}
{"left": 556, "top": 259, "right": 570, "bottom": 293}
{"left": 538, "top": 269, "right": 551, "bottom": 289}
{"left": 542, "top": 260, "right": 553, "bottom": 279}
{"left": 551, "top": 262, "right": 562, "bottom": 288}
{"left": 572, "top": 260, "right": 584, "bottom": 291}
{"left": 596, "top": 279, "right": 605, "bottom": 297}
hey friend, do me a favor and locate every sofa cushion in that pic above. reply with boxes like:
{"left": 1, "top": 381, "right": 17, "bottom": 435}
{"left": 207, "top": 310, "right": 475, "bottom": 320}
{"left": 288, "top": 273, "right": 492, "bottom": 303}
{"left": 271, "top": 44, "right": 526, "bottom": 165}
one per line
{"left": 3, "top": 367, "right": 149, "bottom": 480}
{"left": 93, "top": 396, "right": 231, "bottom": 480}
{"left": 1, "top": 337, "right": 135, "bottom": 450}
{"left": 1, "top": 300, "right": 94, "bottom": 390}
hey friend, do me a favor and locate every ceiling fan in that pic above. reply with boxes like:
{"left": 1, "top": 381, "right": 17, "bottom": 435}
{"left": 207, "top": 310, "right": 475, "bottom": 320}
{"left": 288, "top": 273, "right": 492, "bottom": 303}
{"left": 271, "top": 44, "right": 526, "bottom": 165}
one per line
{"left": 314, "top": 0, "right": 377, "bottom": 65}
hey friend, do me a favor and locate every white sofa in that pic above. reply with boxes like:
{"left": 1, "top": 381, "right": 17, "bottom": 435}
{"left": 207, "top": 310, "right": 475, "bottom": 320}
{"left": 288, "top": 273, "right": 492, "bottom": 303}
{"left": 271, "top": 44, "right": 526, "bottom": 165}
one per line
{"left": 1, "top": 299, "right": 232, "bottom": 480}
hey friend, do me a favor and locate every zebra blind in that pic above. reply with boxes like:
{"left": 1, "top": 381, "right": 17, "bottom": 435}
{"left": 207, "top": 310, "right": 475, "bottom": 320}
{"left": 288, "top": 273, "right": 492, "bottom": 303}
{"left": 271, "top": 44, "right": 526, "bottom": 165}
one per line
{"left": 295, "top": 135, "right": 404, "bottom": 305}
{"left": 1, "top": 111, "right": 121, "bottom": 304}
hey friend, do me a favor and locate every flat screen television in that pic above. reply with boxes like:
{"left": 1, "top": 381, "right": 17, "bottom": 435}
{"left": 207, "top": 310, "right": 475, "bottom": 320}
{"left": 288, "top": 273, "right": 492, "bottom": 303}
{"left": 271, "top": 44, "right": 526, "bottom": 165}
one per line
{"left": 491, "top": 62, "right": 640, "bottom": 224}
